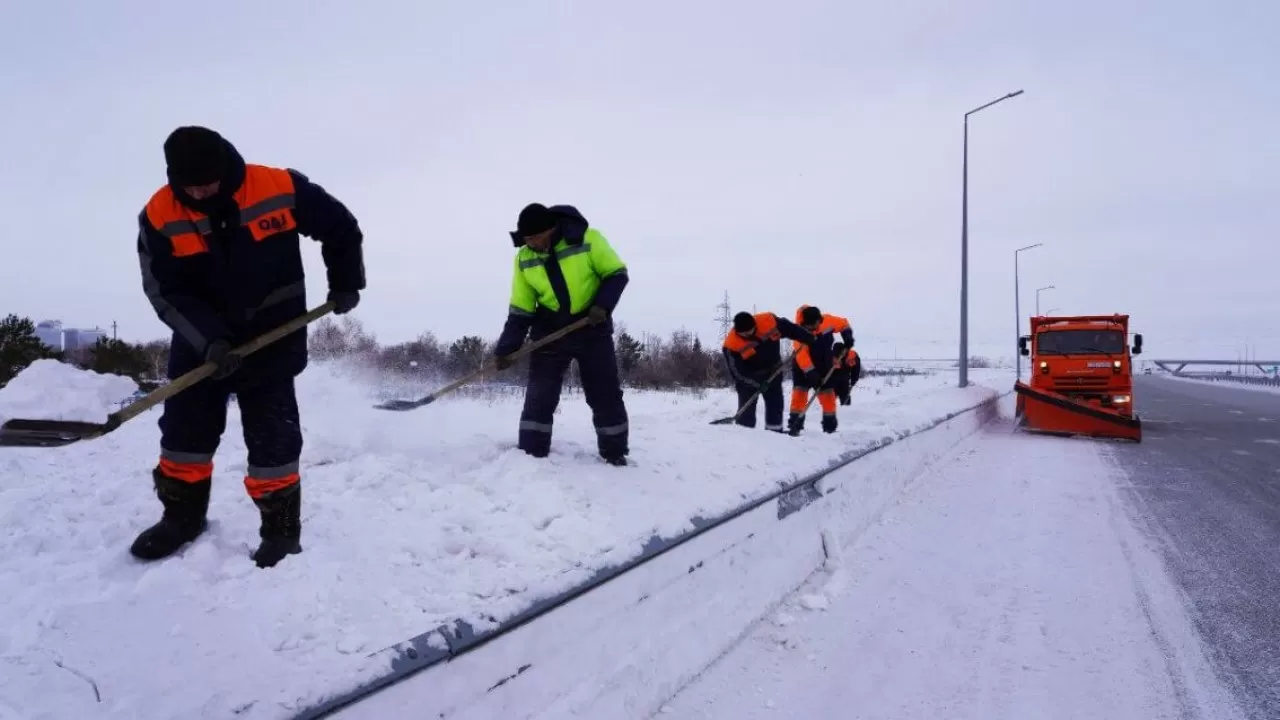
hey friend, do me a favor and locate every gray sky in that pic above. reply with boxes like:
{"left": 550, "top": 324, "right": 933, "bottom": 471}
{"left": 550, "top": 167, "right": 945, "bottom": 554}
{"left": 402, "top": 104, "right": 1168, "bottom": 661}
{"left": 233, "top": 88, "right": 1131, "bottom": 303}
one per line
{"left": 2, "top": 0, "right": 1276, "bottom": 360}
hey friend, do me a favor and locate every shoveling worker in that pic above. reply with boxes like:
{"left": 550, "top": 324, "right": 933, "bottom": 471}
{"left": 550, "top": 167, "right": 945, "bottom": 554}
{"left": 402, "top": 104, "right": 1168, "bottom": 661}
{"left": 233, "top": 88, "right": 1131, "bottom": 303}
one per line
{"left": 788, "top": 304, "right": 854, "bottom": 435}
{"left": 131, "top": 125, "right": 365, "bottom": 568}
{"left": 493, "top": 203, "right": 631, "bottom": 465}
{"left": 722, "top": 311, "right": 814, "bottom": 432}
{"left": 829, "top": 341, "right": 862, "bottom": 406}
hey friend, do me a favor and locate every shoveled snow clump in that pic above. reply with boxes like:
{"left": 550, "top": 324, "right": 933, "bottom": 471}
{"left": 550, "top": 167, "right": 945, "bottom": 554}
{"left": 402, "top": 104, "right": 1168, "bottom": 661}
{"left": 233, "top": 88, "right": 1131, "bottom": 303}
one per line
{"left": 0, "top": 359, "right": 139, "bottom": 424}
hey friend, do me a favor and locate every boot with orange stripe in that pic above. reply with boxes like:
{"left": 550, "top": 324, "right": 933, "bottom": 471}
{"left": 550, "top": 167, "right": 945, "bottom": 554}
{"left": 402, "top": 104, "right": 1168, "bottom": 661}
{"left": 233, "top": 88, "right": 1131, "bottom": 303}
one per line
{"left": 129, "top": 468, "right": 211, "bottom": 560}
{"left": 249, "top": 483, "right": 302, "bottom": 568}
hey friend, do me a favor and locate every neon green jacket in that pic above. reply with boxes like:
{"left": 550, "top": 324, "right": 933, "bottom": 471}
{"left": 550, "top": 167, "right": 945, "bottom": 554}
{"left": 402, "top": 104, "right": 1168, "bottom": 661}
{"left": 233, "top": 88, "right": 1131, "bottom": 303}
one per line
{"left": 495, "top": 205, "right": 629, "bottom": 353}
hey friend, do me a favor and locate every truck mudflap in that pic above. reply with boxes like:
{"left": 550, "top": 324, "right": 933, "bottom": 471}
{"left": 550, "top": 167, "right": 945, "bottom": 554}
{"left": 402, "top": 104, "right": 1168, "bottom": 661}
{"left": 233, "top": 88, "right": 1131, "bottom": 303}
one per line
{"left": 1013, "top": 381, "right": 1142, "bottom": 442}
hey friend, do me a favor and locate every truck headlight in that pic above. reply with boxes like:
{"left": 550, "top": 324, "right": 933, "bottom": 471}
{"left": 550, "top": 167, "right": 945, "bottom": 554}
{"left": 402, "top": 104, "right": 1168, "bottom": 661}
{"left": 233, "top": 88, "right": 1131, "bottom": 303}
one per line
{"left": 1113, "top": 360, "right": 1122, "bottom": 370}
{"left": 1040, "top": 361, "right": 1049, "bottom": 374}
{"left": 1113, "top": 395, "right": 1131, "bottom": 403}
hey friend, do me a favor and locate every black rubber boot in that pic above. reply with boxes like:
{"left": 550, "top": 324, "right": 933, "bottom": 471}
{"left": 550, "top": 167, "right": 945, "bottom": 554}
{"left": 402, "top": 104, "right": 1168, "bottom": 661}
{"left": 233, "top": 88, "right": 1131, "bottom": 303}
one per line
{"left": 130, "top": 468, "right": 210, "bottom": 561}
{"left": 601, "top": 452, "right": 628, "bottom": 467}
{"left": 251, "top": 484, "right": 302, "bottom": 568}
{"left": 787, "top": 412, "right": 805, "bottom": 436}
{"left": 822, "top": 415, "right": 838, "bottom": 433}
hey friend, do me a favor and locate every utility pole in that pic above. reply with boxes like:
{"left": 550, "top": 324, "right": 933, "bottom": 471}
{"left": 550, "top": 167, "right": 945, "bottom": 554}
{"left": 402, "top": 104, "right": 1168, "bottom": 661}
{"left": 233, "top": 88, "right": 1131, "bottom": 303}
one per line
{"left": 1014, "top": 243, "right": 1043, "bottom": 380}
{"left": 960, "top": 88, "right": 1025, "bottom": 388}
{"left": 714, "top": 291, "right": 732, "bottom": 338}
{"left": 112, "top": 320, "right": 118, "bottom": 340}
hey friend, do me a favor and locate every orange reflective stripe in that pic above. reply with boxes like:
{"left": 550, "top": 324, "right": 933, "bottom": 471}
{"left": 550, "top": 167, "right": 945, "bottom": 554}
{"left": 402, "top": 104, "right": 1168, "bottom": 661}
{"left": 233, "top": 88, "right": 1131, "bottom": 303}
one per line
{"left": 789, "top": 387, "right": 808, "bottom": 413}
{"left": 143, "top": 165, "right": 297, "bottom": 257}
{"left": 723, "top": 332, "right": 758, "bottom": 358}
{"left": 237, "top": 166, "right": 297, "bottom": 242}
{"left": 244, "top": 473, "right": 300, "bottom": 499}
{"left": 159, "top": 457, "right": 213, "bottom": 483}
{"left": 818, "top": 391, "right": 837, "bottom": 414}
{"left": 819, "top": 315, "right": 850, "bottom": 335}
{"left": 794, "top": 343, "right": 815, "bottom": 371}
{"left": 753, "top": 312, "right": 780, "bottom": 340}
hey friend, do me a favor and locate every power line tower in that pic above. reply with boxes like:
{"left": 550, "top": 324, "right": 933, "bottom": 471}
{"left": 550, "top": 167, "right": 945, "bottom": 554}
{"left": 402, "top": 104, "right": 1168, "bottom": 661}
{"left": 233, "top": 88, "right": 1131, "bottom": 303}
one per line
{"left": 714, "top": 291, "right": 732, "bottom": 338}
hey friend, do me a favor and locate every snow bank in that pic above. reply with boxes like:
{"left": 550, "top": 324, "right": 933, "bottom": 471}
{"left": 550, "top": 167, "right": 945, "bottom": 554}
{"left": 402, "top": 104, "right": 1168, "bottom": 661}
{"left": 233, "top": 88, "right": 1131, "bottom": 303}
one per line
{"left": 0, "top": 359, "right": 138, "bottom": 425}
{"left": 0, "top": 359, "right": 1008, "bottom": 720}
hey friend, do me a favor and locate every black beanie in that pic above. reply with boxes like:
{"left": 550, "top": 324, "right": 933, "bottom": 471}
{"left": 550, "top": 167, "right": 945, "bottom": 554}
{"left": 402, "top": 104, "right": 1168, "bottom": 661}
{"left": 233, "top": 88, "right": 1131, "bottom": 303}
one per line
{"left": 516, "top": 203, "right": 557, "bottom": 236}
{"left": 733, "top": 312, "right": 756, "bottom": 334}
{"left": 802, "top": 306, "right": 822, "bottom": 326}
{"left": 164, "top": 126, "right": 228, "bottom": 187}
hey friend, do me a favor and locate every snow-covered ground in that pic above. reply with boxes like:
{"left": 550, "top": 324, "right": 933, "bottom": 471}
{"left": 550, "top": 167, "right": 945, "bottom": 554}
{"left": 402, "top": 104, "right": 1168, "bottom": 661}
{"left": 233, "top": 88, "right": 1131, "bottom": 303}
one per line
{"left": 0, "top": 359, "right": 1007, "bottom": 720}
{"left": 656, "top": 418, "right": 1243, "bottom": 720}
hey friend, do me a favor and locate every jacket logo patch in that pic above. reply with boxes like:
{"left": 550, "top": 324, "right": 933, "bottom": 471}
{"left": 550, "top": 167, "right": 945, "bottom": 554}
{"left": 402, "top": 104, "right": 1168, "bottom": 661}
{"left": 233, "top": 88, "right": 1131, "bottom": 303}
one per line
{"left": 249, "top": 209, "right": 297, "bottom": 241}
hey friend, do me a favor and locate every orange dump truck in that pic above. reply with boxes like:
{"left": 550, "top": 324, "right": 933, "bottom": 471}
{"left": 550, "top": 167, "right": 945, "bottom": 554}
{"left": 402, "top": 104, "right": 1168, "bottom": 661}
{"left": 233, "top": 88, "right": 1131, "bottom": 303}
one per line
{"left": 1014, "top": 314, "right": 1143, "bottom": 442}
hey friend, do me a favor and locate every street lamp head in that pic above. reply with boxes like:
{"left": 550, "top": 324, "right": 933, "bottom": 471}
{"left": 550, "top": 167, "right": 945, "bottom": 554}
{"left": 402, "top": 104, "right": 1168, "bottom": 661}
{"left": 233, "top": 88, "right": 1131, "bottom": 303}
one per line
{"left": 1007, "top": 89, "right": 1025, "bottom": 99}
{"left": 1016, "top": 242, "right": 1043, "bottom": 253}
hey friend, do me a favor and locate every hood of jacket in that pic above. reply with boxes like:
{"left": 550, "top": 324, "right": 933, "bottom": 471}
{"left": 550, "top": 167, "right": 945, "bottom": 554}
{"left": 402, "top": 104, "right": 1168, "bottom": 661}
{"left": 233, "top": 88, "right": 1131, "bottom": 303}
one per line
{"left": 510, "top": 204, "right": 590, "bottom": 248}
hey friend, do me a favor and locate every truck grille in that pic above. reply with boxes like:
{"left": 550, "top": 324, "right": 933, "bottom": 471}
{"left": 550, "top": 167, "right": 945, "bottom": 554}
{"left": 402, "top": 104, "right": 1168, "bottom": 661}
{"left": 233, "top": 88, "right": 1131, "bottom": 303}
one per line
{"left": 1051, "top": 376, "right": 1111, "bottom": 390}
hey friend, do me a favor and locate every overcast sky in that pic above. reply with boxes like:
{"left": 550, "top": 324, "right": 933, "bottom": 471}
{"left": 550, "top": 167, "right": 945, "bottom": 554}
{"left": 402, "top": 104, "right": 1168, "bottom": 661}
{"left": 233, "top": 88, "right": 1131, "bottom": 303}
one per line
{"left": 2, "top": 0, "right": 1276, "bottom": 360}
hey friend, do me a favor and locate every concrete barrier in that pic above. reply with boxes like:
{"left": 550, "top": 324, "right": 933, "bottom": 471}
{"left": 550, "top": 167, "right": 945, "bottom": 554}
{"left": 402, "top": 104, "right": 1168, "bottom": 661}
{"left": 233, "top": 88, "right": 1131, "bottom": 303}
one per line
{"left": 300, "top": 391, "right": 1006, "bottom": 720}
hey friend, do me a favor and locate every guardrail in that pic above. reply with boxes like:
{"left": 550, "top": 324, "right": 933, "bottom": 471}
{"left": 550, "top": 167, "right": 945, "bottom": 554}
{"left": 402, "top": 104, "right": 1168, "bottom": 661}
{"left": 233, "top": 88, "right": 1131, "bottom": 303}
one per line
{"left": 295, "top": 389, "right": 1007, "bottom": 719}
{"left": 1176, "top": 374, "right": 1280, "bottom": 388}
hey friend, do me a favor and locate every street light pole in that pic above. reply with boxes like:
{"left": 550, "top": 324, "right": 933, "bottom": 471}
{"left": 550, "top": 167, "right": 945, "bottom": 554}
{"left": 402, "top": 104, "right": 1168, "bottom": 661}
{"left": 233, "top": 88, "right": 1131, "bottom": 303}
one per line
{"left": 1036, "top": 284, "right": 1055, "bottom": 316}
{"left": 1014, "top": 242, "right": 1043, "bottom": 380}
{"left": 960, "top": 88, "right": 1025, "bottom": 388}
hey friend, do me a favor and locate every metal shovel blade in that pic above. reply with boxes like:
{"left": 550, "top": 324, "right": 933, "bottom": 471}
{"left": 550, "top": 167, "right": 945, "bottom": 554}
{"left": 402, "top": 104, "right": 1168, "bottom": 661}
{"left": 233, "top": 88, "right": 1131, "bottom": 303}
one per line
{"left": 373, "top": 397, "right": 433, "bottom": 412}
{"left": 0, "top": 418, "right": 110, "bottom": 447}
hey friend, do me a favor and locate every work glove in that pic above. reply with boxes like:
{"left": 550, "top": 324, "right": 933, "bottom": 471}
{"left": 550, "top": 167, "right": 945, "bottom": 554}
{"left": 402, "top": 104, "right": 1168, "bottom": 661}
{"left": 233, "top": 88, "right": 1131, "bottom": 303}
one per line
{"left": 205, "top": 339, "right": 243, "bottom": 380}
{"left": 587, "top": 305, "right": 609, "bottom": 325}
{"left": 493, "top": 352, "right": 514, "bottom": 371}
{"left": 839, "top": 391, "right": 851, "bottom": 406}
{"left": 804, "top": 369, "right": 820, "bottom": 387}
{"left": 328, "top": 289, "right": 360, "bottom": 315}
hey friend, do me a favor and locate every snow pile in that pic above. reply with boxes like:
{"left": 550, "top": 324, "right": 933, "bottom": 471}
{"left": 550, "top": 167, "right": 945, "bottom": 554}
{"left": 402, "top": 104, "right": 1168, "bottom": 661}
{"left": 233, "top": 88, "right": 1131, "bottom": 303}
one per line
{"left": 0, "top": 359, "right": 138, "bottom": 425}
{"left": 0, "top": 359, "right": 1008, "bottom": 720}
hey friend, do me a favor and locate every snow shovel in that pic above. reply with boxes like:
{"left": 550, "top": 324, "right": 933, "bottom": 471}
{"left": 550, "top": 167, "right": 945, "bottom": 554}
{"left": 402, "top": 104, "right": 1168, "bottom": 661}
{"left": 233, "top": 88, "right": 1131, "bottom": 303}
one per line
{"left": 709, "top": 353, "right": 794, "bottom": 425}
{"left": 374, "top": 315, "right": 594, "bottom": 412}
{"left": 0, "top": 302, "right": 336, "bottom": 449}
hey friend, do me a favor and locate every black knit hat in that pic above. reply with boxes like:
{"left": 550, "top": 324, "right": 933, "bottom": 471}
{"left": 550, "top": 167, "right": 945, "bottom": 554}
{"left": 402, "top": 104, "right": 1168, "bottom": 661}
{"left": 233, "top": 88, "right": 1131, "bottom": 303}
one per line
{"left": 733, "top": 312, "right": 756, "bottom": 334}
{"left": 801, "top": 306, "right": 822, "bottom": 326}
{"left": 164, "top": 126, "right": 228, "bottom": 187}
{"left": 517, "top": 203, "right": 557, "bottom": 236}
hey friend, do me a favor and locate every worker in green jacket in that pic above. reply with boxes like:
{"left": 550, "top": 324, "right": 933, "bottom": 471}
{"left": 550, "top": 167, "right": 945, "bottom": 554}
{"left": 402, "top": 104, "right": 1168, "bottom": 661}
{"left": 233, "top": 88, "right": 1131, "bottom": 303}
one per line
{"left": 493, "top": 203, "right": 631, "bottom": 465}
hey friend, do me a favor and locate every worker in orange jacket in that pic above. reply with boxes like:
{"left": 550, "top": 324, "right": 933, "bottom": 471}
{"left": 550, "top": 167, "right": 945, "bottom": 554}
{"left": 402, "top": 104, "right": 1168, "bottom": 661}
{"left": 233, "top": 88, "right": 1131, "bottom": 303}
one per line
{"left": 722, "top": 311, "right": 814, "bottom": 431}
{"left": 788, "top": 304, "right": 854, "bottom": 435}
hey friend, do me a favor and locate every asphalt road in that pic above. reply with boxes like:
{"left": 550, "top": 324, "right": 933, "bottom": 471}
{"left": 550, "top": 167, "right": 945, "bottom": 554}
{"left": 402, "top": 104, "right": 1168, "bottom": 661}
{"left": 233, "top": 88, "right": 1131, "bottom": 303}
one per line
{"left": 1108, "top": 377, "right": 1280, "bottom": 720}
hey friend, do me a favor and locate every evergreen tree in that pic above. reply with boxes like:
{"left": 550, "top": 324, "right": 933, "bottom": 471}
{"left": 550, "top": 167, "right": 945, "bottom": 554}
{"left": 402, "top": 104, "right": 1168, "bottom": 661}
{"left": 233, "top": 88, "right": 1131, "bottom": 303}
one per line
{"left": 0, "top": 314, "right": 61, "bottom": 388}
{"left": 87, "top": 338, "right": 153, "bottom": 386}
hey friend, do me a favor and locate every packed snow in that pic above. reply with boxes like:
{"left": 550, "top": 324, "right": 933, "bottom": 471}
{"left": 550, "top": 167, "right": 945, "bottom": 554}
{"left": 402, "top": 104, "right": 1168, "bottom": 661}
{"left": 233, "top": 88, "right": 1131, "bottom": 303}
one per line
{"left": 0, "top": 359, "right": 138, "bottom": 425}
{"left": 0, "top": 360, "right": 1006, "bottom": 719}
{"left": 658, "top": 417, "right": 1243, "bottom": 720}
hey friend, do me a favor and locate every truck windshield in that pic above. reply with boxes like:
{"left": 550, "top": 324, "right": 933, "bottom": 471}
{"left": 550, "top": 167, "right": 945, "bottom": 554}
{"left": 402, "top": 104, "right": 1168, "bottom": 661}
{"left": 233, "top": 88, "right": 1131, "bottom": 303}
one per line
{"left": 1037, "top": 330, "right": 1126, "bottom": 355}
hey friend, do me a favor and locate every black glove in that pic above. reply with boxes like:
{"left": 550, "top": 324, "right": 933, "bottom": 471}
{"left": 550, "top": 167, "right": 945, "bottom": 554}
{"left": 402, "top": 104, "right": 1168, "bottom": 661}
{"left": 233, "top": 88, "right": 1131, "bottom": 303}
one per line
{"left": 328, "top": 290, "right": 360, "bottom": 315}
{"left": 839, "top": 392, "right": 851, "bottom": 406}
{"left": 587, "top": 305, "right": 609, "bottom": 325}
{"left": 804, "top": 369, "right": 820, "bottom": 387}
{"left": 493, "top": 353, "right": 514, "bottom": 371}
{"left": 206, "top": 339, "right": 243, "bottom": 380}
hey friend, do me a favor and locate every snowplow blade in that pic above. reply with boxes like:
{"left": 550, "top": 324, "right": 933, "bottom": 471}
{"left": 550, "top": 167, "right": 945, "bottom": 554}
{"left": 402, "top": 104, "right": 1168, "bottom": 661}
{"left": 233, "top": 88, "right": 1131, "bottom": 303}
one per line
{"left": 1013, "top": 381, "right": 1141, "bottom": 442}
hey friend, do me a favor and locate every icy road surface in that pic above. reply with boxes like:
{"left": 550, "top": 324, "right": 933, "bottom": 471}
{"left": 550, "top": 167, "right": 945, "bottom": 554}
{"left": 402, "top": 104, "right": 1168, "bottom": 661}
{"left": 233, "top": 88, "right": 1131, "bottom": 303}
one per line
{"left": 0, "top": 360, "right": 1003, "bottom": 720}
{"left": 657, "top": 419, "right": 1244, "bottom": 720}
